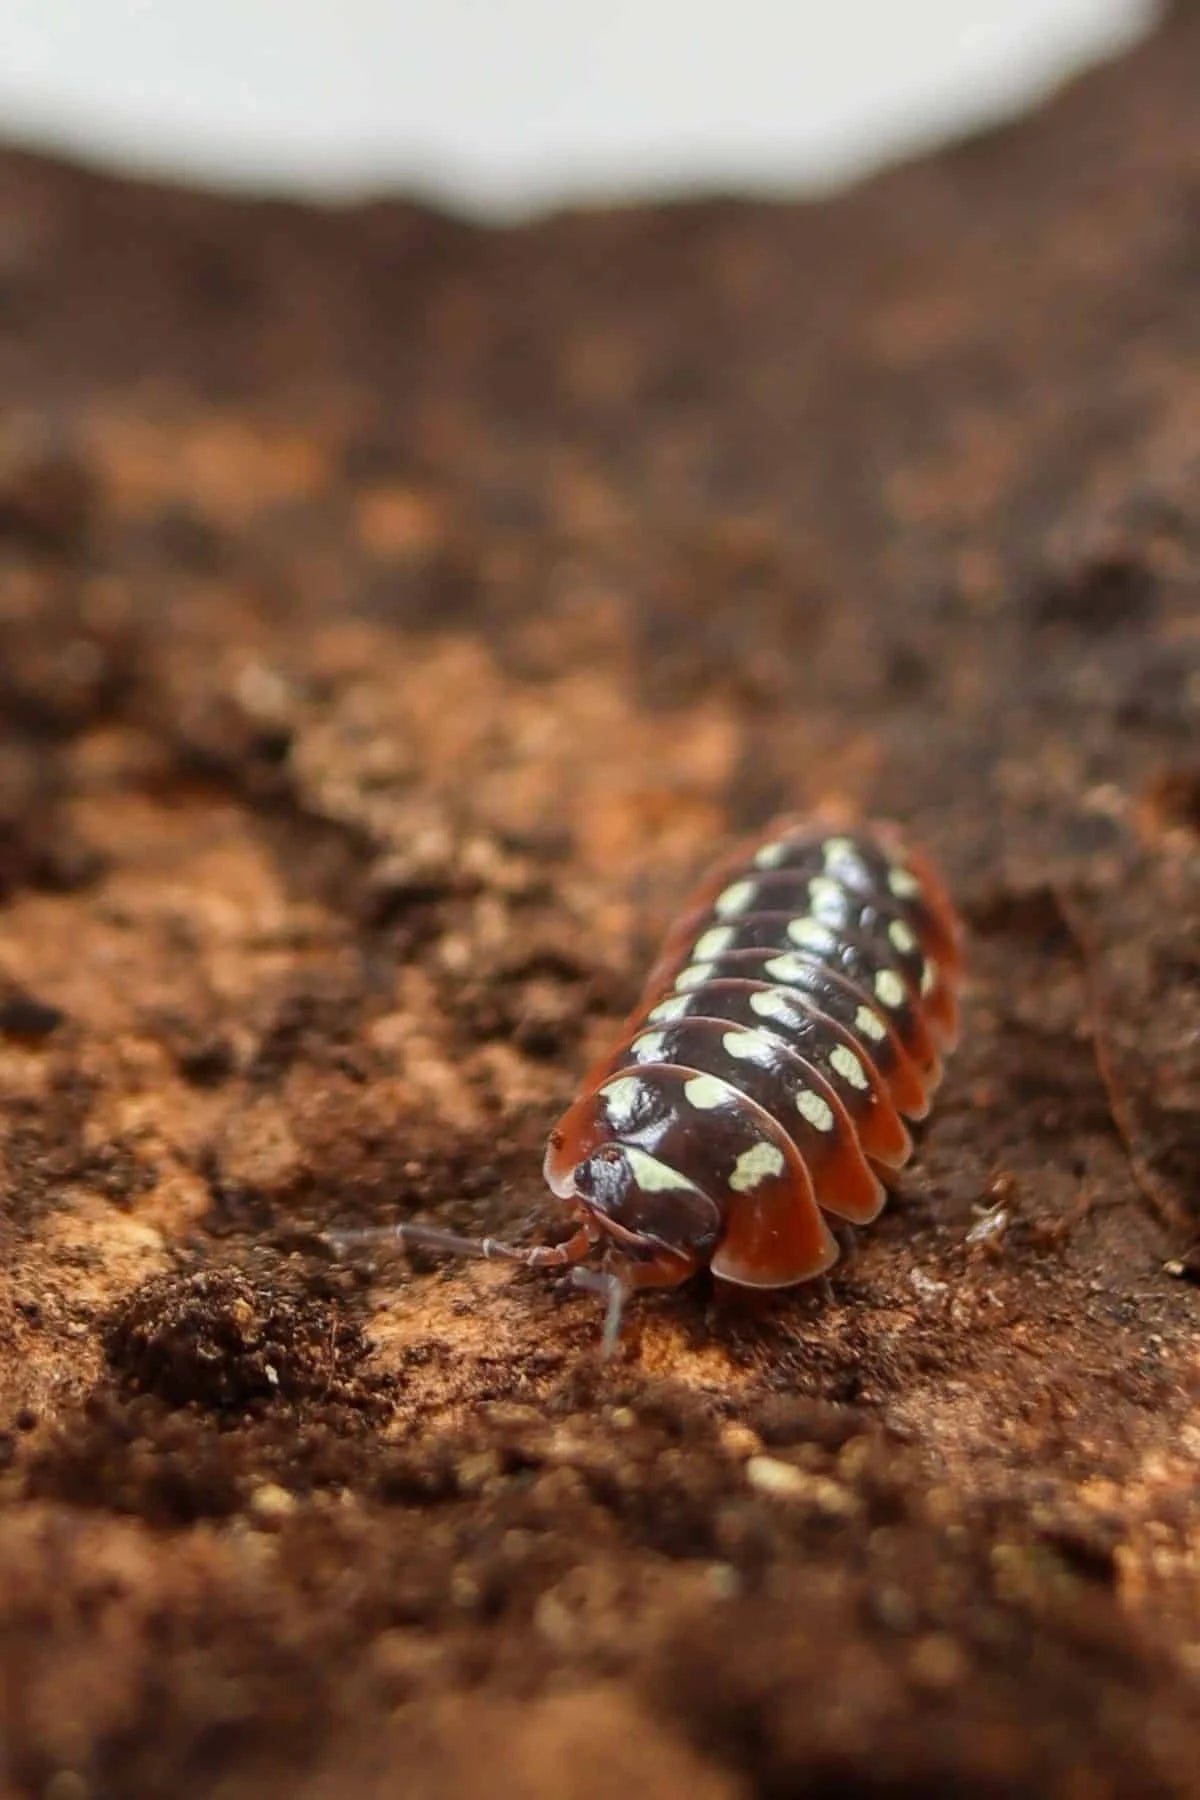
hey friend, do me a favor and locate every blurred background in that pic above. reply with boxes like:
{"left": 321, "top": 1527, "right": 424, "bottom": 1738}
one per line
{"left": 0, "top": 0, "right": 1159, "bottom": 214}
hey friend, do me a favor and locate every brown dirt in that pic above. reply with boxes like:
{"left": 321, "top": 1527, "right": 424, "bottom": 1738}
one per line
{"left": 2, "top": 13, "right": 1200, "bottom": 1798}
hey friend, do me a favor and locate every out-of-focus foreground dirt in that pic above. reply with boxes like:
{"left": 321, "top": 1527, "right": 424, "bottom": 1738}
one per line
{"left": 1, "top": 14, "right": 1200, "bottom": 1799}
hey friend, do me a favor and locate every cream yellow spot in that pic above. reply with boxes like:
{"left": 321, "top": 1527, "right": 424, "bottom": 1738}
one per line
{"left": 888, "top": 866, "right": 921, "bottom": 900}
{"left": 684, "top": 1074, "right": 729, "bottom": 1111}
{"left": 765, "top": 953, "right": 811, "bottom": 983}
{"left": 822, "top": 836, "right": 857, "bottom": 865}
{"left": 807, "top": 875, "right": 846, "bottom": 913}
{"left": 722, "top": 1029, "right": 770, "bottom": 1062}
{"left": 694, "top": 925, "right": 734, "bottom": 960}
{"left": 715, "top": 879, "right": 756, "bottom": 918}
{"left": 830, "top": 1043, "right": 869, "bottom": 1090}
{"left": 649, "top": 993, "right": 691, "bottom": 1023}
{"left": 633, "top": 1031, "right": 668, "bottom": 1062}
{"left": 750, "top": 988, "right": 796, "bottom": 1025}
{"left": 796, "top": 1088, "right": 835, "bottom": 1132}
{"left": 855, "top": 1004, "right": 887, "bottom": 1042}
{"left": 875, "top": 969, "right": 906, "bottom": 1009}
{"left": 602, "top": 1076, "right": 645, "bottom": 1125}
{"left": 921, "top": 962, "right": 936, "bottom": 996}
{"left": 754, "top": 840, "right": 787, "bottom": 869}
{"left": 674, "top": 961, "right": 714, "bottom": 991}
{"left": 788, "top": 918, "right": 835, "bottom": 954}
{"left": 729, "top": 1142, "right": 785, "bottom": 1192}
{"left": 624, "top": 1146, "right": 691, "bottom": 1193}
{"left": 888, "top": 918, "right": 918, "bottom": 955}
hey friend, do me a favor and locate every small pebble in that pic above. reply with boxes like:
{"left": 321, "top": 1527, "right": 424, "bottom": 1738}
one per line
{"left": 746, "top": 1455, "right": 856, "bottom": 1514}
{"left": 719, "top": 1421, "right": 762, "bottom": 1460}
{"left": 908, "top": 1633, "right": 966, "bottom": 1689}
{"left": 249, "top": 1483, "right": 296, "bottom": 1521}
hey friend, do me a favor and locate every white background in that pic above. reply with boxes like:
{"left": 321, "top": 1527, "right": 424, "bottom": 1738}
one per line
{"left": 0, "top": 1, "right": 1159, "bottom": 217}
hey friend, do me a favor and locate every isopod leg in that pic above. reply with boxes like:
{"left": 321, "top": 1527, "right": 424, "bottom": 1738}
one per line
{"left": 571, "top": 1267, "right": 628, "bottom": 1357}
{"left": 572, "top": 1246, "right": 705, "bottom": 1356}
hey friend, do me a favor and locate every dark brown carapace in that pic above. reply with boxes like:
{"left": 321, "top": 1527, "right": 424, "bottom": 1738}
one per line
{"left": 342, "top": 816, "right": 964, "bottom": 1345}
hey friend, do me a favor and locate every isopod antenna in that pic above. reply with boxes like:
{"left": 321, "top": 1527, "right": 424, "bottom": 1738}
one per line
{"left": 327, "top": 1217, "right": 629, "bottom": 1354}
{"left": 328, "top": 1217, "right": 593, "bottom": 1271}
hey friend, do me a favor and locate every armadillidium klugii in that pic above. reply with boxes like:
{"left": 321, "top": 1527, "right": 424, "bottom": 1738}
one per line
{"left": 347, "top": 816, "right": 964, "bottom": 1345}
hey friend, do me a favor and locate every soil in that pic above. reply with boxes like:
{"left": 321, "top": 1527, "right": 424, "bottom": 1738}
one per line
{"left": 1, "top": 13, "right": 1200, "bottom": 1798}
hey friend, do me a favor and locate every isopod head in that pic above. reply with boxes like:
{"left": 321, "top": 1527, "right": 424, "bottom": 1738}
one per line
{"left": 567, "top": 1141, "right": 721, "bottom": 1264}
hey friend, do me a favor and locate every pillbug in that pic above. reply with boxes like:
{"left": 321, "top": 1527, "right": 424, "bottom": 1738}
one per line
{"left": 340, "top": 816, "right": 963, "bottom": 1347}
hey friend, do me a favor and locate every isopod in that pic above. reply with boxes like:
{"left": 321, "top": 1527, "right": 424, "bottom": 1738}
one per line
{"left": 341, "top": 815, "right": 964, "bottom": 1347}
